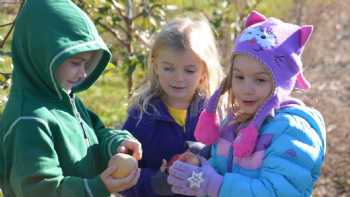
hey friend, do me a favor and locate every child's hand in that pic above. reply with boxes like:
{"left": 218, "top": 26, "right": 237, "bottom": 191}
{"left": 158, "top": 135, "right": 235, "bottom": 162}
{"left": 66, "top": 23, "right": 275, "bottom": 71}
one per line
{"left": 160, "top": 159, "right": 167, "bottom": 172}
{"left": 179, "top": 151, "right": 201, "bottom": 166}
{"left": 117, "top": 138, "right": 142, "bottom": 160}
{"left": 167, "top": 151, "right": 201, "bottom": 169}
{"left": 167, "top": 157, "right": 222, "bottom": 197}
{"left": 108, "top": 153, "right": 138, "bottom": 178}
{"left": 100, "top": 164, "right": 141, "bottom": 193}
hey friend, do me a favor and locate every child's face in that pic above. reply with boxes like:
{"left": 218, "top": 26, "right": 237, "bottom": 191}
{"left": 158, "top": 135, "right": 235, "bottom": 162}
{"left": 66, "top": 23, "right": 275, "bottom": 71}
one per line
{"left": 55, "top": 52, "right": 94, "bottom": 91}
{"left": 231, "top": 54, "right": 273, "bottom": 115}
{"left": 155, "top": 48, "right": 205, "bottom": 108}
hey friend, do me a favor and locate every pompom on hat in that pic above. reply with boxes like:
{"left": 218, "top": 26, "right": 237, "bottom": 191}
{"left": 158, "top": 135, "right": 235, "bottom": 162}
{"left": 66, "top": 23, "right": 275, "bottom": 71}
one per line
{"left": 194, "top": 10, "right": 313, "bottom": 157}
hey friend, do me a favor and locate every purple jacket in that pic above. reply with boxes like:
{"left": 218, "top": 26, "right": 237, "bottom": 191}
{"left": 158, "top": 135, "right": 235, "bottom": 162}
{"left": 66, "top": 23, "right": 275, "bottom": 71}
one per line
{"left": 121, "top": 95, "right": 206, "bottom": 197}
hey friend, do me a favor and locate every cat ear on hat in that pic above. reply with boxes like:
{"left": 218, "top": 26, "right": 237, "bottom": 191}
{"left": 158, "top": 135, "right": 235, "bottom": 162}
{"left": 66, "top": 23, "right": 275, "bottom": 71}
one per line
{"left": 295, "top": 25, "right": 313, "bottom": 90}
{"left": 245, "top": 10, "right": 267, "bottom": 27}
{"left": 299, "top": 25, "right": 313, "bottom": 48}
{"left": 295, "top": 72, "right": 311, "bottom": 90}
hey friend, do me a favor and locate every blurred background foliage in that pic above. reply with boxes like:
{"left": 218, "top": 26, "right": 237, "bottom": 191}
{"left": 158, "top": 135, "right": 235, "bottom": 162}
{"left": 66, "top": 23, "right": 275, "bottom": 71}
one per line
{"left": 3, "top": 0, "right": 345, "bottom": 123}
{"left": 0, "top": 0, "right": 300, "bottom": 126}
{"left": 0, "top": 0, "right": 341, "bottom": 128}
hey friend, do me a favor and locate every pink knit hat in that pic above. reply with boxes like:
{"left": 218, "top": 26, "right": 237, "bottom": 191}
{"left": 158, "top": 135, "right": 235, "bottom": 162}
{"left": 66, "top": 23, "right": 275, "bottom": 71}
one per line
{"left": 194, "top": 10, "right": 313, "bottom": 157}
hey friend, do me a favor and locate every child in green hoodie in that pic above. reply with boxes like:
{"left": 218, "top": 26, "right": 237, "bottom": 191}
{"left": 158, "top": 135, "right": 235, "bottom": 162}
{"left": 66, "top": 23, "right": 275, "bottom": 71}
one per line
{"left": 0, "top": 1, "right": 142, "bottom": 196}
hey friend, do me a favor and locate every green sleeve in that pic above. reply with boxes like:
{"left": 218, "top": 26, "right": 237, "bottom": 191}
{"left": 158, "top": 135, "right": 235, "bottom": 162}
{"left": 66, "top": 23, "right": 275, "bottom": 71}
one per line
{"left": 8, "top": 118, "right": 110, "bottom": 197}
{"left": 87, "top": 109, "right": 135, "bottom": 162}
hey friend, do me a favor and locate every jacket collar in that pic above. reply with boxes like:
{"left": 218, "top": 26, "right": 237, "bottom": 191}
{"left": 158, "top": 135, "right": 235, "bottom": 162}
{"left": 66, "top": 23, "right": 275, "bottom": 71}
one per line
{"left": 149, "top": 94, "right": 206, "bottom": 122}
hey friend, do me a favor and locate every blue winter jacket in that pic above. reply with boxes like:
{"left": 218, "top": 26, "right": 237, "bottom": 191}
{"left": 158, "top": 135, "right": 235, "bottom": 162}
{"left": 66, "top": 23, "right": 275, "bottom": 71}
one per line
{"left": 210, "top": 105, "right": 326, "bottom": 197}
{"left": 121, "top": 95, "right": 206, "bottom": 197}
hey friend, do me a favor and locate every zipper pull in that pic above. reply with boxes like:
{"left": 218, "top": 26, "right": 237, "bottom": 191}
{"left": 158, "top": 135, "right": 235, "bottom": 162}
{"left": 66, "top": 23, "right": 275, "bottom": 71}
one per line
{"left": 69, "top": 92, "right": 90, "bottom": 145}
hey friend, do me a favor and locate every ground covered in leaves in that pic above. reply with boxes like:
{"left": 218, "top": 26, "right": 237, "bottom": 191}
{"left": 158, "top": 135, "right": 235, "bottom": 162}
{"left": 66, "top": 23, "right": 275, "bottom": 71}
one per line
{"left": 301, "top": 64, "right": 350, "bottom": 197}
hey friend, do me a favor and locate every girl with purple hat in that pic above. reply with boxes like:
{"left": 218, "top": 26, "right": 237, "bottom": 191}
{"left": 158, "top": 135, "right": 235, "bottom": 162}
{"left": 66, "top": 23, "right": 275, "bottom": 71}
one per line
{"left": 166, "top": 10, "right": 326, "bottom": 197}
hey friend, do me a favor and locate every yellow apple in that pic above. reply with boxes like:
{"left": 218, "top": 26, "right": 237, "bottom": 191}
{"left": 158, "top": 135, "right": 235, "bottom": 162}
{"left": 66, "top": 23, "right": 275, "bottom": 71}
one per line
{"left": 110, "top": 153, "right": 138, "bottom": 178}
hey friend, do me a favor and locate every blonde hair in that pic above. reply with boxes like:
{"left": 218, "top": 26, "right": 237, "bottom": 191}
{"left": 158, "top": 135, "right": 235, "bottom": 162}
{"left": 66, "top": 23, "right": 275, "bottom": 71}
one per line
{"left": 129, "top": 15, "right": 223, "bottom": 116}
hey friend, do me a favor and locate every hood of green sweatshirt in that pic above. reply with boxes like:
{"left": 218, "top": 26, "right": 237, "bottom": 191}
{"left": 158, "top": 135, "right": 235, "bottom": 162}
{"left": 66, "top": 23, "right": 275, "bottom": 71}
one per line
{"left": 11, "top": 0, "right": 111, "bottom": 99}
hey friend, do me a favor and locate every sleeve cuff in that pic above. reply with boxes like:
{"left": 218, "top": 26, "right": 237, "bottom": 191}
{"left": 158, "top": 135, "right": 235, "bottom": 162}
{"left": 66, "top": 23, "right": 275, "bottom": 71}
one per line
{"left": 85, "top": 176, "right": 110, "bottom": 197}
{"left": 208, "top": 173, "right": 223, "bottom": 197}
{"left": 108, "top": 130, "right": 135, "bottom": 157}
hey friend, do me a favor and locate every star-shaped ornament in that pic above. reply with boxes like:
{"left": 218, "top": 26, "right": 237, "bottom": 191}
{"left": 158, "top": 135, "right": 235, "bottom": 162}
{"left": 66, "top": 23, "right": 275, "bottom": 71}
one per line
{"left": 187, "top": 171, "right": 204, "bottom": 189}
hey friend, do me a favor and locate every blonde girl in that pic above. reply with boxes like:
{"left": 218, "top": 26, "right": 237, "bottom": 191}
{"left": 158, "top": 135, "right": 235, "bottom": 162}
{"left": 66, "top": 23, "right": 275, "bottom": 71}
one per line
{"left": 121, "top": 16, "right": 223, "bottom": 197}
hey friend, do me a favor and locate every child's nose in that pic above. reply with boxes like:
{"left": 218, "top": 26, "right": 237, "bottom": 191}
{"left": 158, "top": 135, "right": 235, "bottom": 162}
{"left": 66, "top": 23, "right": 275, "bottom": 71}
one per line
{"left": 78, "top": 66, "right": 87, "bottom": 78}
{"left": 174, "top": 70, "right": 184, "bottom": 81}
{"left": 241, "top": 80, "right": 255, "bottom": 94}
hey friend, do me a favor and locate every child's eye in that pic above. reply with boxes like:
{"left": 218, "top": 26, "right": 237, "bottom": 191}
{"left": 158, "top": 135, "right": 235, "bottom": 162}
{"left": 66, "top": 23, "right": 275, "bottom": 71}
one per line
{"left": 234, "top": 75, "right": 244, "bottom": 80}
{"left": 71, "top": 61, "right": 82, "bottom": 66}
{"left": 163, "top": 66, "right": 173, "bottom": 72}
{"left": 256, "top": 78, "right": 268, "bottom": 83}
{"left": 185, "top": 69, "right": 196, "bottom": 74}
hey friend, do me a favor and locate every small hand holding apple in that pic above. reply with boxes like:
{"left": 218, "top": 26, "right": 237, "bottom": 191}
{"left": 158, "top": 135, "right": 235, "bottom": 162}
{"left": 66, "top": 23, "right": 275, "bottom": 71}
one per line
{"left": 117, "top": 138, "right": 143, "bottom": 160}
{"left": 100, "top": 138, "right": 142, "bottom": 193}
{"left": 101, "top": 153, "right": 140, "bottom": 193}
{"left": 167, "top": 157, "right": 223, "bottom": 197}
{"left": 168, "top": 151, "right": 201, "bottom": 168}
{"left": 151, "top": 151, "right": 201, "bottom": 196}
{"left": 110, "top": 153, "right": 139, "bottom": 178}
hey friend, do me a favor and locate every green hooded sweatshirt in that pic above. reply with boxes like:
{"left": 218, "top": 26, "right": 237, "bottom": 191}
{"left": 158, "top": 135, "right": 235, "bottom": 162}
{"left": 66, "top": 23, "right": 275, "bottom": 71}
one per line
{"left": 0, "top": 1, "right": 135, "bottom": 196}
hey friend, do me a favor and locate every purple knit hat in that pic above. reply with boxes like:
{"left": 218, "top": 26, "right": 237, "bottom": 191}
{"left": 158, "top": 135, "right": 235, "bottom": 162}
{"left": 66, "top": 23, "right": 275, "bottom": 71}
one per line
{"left": 194, "top": 10, "right": 313, "bottom": 157}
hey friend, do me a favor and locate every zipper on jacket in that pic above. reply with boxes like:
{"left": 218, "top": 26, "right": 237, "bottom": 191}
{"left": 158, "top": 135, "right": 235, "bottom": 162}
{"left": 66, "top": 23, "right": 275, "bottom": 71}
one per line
{"left": 69, "top": 93, "right": 90, "bottom": 145}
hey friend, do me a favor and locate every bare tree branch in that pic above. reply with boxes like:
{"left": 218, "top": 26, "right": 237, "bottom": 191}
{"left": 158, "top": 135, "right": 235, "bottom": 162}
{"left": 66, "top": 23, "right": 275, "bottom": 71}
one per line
{"left": 130, "top": 0, "right": 145, "bottom": 21}
{"left": 0, "top": 0, "right": 25, "bottom": 48}
{"left": 110, "top": 0, "right": 128, "bottom": 21}
{"left": 132, "top": 28, "right": 150, "bottom": 47}
{"left": 108, "top": 0, "right": 134, "bottom": 37}
{"left": 0, "top": 21, "right": 15, "bottom": 49}
{"left": 0, "top": 51, "right": 11, "bottom": 56}
{"left": 131, "top": 11, "right": 144, "bottom": 21}
{"left": 126, "top": 0, "right": 133, "bottom": 20}
{"left": 0, "top": 71, "right": 11, "bottom": 79}
{"left": 112, "top": 21, "right": 128, "bottom": 35}
{"left": 132, "top": 3, "right": 162, "bottom": 21}
{"left": 0, "top": 22, "right": 13, "bottom": 28}
{"left": 77, "top": 1, "right": 129, "bottom": 47}
{"left": 97, "top": 21, "right": 129, "bottom": 48}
